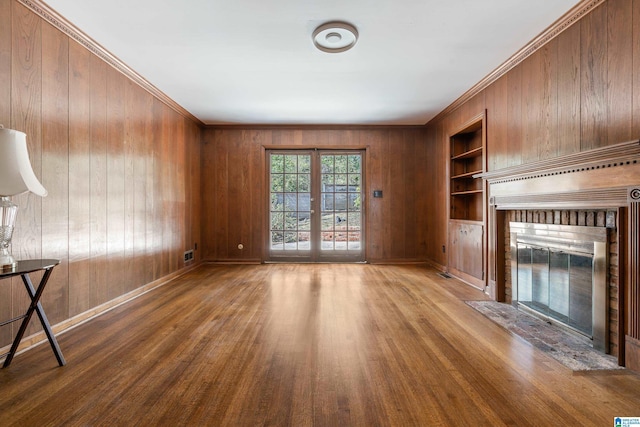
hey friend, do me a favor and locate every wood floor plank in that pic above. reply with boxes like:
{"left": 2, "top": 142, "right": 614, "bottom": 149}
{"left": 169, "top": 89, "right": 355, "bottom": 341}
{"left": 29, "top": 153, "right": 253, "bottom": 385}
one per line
{"left": 1, "top": 263, "right": 639, "bottom": 426}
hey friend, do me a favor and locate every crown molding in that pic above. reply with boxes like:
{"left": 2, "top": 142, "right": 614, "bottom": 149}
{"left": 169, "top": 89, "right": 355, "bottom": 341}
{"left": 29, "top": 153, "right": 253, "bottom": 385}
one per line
{"left": 427, "top": 0, "right": 606, "bottom": 125}
{"left": 205, "top": 124, "right": 427, "bottom": 130}
{"left": 18, "top": 0, "right": 204, "bottom": 127}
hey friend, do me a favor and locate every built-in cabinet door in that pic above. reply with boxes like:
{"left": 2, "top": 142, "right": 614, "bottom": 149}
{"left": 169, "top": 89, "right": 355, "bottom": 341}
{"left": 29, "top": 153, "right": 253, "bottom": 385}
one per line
{"left": 448, "top": 220, "right": 484, "bottom": 289}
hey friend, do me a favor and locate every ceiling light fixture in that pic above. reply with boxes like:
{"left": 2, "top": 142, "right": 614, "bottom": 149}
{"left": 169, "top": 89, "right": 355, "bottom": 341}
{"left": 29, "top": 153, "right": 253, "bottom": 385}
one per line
{"left": 312, "top": 22, "right": 358, "bottom": 53}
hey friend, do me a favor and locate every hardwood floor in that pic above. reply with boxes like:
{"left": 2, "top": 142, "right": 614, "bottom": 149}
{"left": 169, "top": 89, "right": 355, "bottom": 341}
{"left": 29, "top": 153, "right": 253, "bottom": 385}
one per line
{"left": 1, "top": 264, "right": 639, "bottom": 426}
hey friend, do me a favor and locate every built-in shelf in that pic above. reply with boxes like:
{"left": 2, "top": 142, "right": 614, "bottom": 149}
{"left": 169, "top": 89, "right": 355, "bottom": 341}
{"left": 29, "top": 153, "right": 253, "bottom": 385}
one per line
{"left": 448, "top": 112, "right": 486, "bottom": 291}
{"left": 451, "top": 170, "right": 484, "bottom": 180}
{"left": 451, "top": 146, "right": 483, "bottom": 161}
{"left": 450, "top": 119, "right": 484, "bottom": 222}
{"left": 452, "top": 189, "right": 484, "bottom": 196}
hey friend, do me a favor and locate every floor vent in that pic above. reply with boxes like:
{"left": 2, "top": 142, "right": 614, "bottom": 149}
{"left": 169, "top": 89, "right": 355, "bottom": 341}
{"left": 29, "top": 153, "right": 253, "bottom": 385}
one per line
{"left": 437, "top": 272, "right": 452, "bottom": 279}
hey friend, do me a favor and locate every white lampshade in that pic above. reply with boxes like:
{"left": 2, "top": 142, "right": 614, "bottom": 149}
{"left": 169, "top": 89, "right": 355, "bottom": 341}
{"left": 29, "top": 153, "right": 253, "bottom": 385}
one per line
{"left": 0, "top": 126, "right": 47, "bottom": 197}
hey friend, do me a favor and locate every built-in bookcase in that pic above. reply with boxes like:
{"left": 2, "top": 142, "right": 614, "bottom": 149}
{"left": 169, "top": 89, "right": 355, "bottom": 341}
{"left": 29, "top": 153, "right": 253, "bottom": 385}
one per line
{"left": 448, "top": 113, "right": 486, "bottom": 290}
{"left": 450, "top": 121, "right": 484, "bottom": 221}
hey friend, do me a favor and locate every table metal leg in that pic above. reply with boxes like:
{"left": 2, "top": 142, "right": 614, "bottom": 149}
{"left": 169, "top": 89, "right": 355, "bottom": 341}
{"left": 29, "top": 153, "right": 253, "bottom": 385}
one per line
{"left": 2, "top": 268, "right": 66, "bottom": 368}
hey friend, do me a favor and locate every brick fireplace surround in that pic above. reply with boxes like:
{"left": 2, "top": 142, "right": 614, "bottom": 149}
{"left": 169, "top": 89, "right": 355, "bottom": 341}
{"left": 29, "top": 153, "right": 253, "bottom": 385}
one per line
{"left": 478, "top": 139, "right": 640, "bottom": 372}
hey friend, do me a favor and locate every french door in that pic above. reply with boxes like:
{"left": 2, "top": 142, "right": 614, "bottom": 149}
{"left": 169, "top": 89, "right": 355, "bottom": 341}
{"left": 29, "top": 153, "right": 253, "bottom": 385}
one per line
{"left": 267, "top": 150, "right": 364, "bottom": 262}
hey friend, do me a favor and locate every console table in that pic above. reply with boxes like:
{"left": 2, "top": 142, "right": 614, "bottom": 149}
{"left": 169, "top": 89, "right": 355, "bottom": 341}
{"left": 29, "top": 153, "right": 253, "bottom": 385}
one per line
{"left": 0, "top": 259, "right": 65, "bottom": 368}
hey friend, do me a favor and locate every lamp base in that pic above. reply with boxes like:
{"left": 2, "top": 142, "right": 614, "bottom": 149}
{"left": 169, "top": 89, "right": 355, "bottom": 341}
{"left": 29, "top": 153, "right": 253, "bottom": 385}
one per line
{"left": 0, "top": 196, "right": 18, "bottom": 272}
{"left": 0, "top": 252, "right": 16, "bottom": 271}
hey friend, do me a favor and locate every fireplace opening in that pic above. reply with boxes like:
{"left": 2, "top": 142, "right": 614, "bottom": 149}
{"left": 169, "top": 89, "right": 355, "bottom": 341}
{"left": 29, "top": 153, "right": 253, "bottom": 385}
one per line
{"left": 510, "top": 222, "right": 608, "bottom": 352}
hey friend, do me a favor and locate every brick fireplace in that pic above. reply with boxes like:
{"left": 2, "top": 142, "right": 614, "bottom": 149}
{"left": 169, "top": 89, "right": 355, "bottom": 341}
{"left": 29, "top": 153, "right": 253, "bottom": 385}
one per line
{"left": 477, "top": 139, "right": 640, "bottom": 371}
{"left": 504, "top": 210, "right": 619, "bottom": 356}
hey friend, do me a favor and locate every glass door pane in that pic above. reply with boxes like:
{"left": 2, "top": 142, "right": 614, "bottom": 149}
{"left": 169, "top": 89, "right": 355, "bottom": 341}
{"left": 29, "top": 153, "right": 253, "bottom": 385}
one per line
{"left": 269, "top": 152, "right": 312, "bottom": 260}
{"left": 517, "top": 245, "right": 532, "bottom": 304}
{"left": 549, "top": 250, "right": 570, "bottom": 322}
{"left": 568, "top": 253, "right": 593, "bottom": 336}
{"left": 531, "top": 247, "right": 549, "bottom": 312}
{"left": 318, "top": 153, "right": 363, "bottom": 261}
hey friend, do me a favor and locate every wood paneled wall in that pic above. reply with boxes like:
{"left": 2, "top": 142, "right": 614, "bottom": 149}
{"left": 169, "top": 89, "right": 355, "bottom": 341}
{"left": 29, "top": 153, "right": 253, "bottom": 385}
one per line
{"left": 423, "top": 0, "right": 640, "bottom": 369}
{"left": 424, "top": 0, "right": 640, "bottom": 269}
{"left": 0, "top": 0, "right": 201, "bottom": 348}
{"left": 201, "top": 127, "right": 429, "bottom": 263}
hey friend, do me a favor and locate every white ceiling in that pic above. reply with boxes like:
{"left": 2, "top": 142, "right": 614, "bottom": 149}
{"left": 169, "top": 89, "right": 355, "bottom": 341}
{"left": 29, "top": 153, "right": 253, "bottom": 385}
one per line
{"left": 45, "top": 0, "right": 581, "bottom": 125}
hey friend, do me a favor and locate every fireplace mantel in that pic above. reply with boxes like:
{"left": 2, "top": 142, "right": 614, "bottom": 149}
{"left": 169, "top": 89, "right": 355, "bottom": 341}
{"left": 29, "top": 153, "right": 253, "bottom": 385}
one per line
{"left": 476, "top": 139, "right": 640, "bottom": 185}
{"left": 477, "top": 140, "right": 640, "bottom": 209}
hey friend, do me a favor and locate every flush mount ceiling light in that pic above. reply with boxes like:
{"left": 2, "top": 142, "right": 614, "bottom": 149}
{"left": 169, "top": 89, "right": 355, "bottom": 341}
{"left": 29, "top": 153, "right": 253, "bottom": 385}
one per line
{"left": 312, "top": 22, "right": 358, "bottom": 53}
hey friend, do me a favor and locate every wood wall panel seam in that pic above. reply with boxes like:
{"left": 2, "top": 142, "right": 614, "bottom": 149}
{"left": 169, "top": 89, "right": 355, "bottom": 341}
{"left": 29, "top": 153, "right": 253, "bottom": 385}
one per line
{"left": 16, "top": 0, "right": 204, "bottom": 126}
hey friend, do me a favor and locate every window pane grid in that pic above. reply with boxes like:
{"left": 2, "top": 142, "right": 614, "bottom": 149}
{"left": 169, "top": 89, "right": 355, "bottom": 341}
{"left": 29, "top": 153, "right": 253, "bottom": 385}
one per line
{"left": 270, "top": 153, "right": 311, "bottom": 251}
{"left": 320, "top": 154, "right": 362, "bottom": 252}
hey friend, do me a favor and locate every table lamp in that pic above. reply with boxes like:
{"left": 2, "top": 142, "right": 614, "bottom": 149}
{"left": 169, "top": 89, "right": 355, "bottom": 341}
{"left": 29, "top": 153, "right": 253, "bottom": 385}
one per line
{"left": 0, "top": 125, "right": 47, "bottom": 271}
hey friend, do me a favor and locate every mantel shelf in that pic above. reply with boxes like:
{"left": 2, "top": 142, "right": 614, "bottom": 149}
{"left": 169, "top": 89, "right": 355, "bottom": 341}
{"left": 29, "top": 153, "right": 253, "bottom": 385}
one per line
{"left": 475, "top": 139, "right": 640, "bottom": 183}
